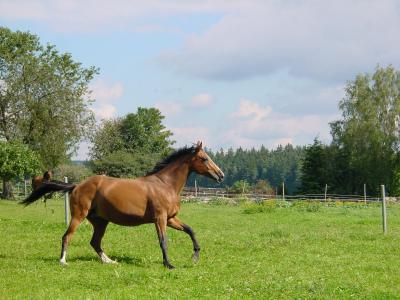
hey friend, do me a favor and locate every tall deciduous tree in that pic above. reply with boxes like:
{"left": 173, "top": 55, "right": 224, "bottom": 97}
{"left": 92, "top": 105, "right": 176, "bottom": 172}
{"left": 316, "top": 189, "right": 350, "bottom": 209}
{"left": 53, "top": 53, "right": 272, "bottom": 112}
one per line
{"left": 120, "top": 108, "right": 174, "bottom": 155}
{"left": 0, "top": 27, "right": 97, "bottom": 168}
{"left": 330, "top": 65, "right": 400, "bottom": 195}
{"left": 0, "top": 141, "right": 40, "bottom": 198}
{"left": 89, "top": 107, "right": 174, "bottom": 177}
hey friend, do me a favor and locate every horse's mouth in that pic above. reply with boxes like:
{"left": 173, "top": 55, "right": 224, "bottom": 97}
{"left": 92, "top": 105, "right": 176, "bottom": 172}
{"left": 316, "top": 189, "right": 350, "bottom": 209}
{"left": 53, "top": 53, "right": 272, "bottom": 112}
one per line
{"left": 209, "top": 170, "right": 224, "bottom": 183}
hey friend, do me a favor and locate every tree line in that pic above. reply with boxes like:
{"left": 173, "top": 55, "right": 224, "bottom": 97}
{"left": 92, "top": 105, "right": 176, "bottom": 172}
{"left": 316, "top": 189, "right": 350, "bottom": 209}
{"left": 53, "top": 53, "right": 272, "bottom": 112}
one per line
{"left": 300, "top": 66, "right": 400, "bottom": 197}
{"left": 186, "top": 145, "right": 304, "bottom": 194}
{"left": 1, "top": 27, "right": 400, "bottom": 198}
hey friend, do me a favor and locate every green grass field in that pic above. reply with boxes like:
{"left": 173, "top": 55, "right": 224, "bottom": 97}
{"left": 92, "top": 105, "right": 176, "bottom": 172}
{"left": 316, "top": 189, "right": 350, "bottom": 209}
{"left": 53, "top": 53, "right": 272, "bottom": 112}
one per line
{"left": 0, "top": 199, "right": 399, "bottom": 299}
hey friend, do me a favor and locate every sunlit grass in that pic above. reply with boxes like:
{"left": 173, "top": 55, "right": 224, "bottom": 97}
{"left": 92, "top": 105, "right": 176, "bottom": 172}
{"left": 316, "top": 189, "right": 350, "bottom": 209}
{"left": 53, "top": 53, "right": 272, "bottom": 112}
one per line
{"left": 0, "top": 199, "right": 399, "bottom": 299}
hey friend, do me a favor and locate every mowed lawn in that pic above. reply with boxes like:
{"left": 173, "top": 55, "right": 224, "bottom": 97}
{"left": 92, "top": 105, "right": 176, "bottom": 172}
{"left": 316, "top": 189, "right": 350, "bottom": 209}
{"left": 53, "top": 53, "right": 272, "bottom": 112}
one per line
{"left": 0, "top": 199, "right": 400, "bottom": 299}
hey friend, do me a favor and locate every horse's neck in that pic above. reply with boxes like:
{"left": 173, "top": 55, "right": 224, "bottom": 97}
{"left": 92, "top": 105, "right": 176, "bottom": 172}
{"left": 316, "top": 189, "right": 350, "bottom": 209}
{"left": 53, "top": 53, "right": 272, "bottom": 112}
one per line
{"left": 156, "top": 161, "right": 190, "bottom": 195}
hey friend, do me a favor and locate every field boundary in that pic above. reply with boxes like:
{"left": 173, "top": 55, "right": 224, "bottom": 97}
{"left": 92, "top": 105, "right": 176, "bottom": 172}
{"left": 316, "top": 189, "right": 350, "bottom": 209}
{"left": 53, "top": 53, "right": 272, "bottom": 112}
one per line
{"left": 182, "top": 187, "right": 389, "bottom": 203}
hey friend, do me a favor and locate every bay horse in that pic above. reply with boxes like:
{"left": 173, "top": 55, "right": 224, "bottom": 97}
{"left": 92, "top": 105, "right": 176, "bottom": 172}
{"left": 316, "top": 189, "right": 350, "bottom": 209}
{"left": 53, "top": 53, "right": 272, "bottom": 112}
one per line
{"left": 22, "top": 142, "right": 224, "bottom": 269}
{"left": 31, "top": 170, "right": 53, "bottom": 191}
{"left": 31, "top": 170, "right": 54, "bottom": 203}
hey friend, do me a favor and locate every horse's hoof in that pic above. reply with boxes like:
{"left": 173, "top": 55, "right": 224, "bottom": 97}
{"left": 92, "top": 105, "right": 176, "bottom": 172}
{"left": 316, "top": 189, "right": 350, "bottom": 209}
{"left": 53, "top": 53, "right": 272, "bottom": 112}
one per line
{"left": 192, "top": 252, "right": 200, "bottom": 263}
{"left": 102, "top": 259, "right": 118, "bottom": 264}
{"left": 100, "top": 252, "right": 118, "bottom": 264}
{"left": 59, "top": 260, "right": 68, "bottom": 266}
{"left": 164, "top": 262, "right": 175, "bottom": 269}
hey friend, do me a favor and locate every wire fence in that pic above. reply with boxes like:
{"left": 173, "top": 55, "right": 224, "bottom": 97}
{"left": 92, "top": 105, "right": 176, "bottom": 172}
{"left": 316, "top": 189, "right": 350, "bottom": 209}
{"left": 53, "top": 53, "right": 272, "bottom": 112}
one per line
{"left": 181, "top": 187, "right": 387, "bottom": 203}
{"left": 3, "top": 180, "right": 397, "bottom": 204}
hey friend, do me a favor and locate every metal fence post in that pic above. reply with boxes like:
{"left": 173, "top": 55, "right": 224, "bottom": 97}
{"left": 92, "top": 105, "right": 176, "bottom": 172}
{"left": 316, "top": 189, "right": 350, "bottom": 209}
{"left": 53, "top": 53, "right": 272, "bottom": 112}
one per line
{"left": 64, "top": 177, "right": 69, "bottom": 226}
{"left": 381, "top": 185, "right": 387, "bottom": 234}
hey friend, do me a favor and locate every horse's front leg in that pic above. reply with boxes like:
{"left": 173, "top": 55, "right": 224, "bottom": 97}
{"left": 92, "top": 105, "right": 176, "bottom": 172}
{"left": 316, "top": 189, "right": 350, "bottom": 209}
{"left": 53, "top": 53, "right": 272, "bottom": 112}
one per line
{"left": 155, "top": 214, "right": 174, "bottom": 269}
{"left": 167, "top": 217, "right": 200, "bottom": 262}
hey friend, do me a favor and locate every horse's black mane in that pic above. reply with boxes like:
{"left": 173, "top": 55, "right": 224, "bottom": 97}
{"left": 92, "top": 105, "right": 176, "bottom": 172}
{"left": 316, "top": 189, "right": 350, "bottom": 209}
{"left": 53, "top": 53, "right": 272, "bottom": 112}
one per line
{"left": 146, "top": 146, "right": 196, "bottom": 176}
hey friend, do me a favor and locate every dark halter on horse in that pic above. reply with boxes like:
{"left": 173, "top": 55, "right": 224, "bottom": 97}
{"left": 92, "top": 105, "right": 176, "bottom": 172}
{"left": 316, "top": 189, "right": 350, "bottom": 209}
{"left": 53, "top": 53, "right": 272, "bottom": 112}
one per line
{"left": 22, "top": 142, "right": 224, "bottom": 269}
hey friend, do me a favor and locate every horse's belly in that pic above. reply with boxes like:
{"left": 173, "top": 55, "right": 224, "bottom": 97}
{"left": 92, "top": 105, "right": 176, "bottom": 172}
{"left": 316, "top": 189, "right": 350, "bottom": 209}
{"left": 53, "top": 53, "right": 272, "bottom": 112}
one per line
{"left": 95, "top": 196, "right": 153, "bottom": 226}
{"left": 106, "top": 213, "right": 152, "bottom": 226}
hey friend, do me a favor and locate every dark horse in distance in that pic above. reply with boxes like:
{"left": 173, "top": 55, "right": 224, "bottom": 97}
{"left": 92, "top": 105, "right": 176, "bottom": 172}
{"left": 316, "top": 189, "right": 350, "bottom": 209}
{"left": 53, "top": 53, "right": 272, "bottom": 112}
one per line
{"left": 31, "top": 170, "right": 53, "bottom": 191}
{"left": 22, "top": 142, "right": 224, "bottom": 269}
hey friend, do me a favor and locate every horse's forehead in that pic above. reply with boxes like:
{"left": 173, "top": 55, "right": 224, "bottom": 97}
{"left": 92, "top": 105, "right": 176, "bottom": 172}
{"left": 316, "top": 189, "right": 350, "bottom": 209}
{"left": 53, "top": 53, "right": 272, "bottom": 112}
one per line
{"left": 197, "top": 149, "right": 208, "bottom": 157}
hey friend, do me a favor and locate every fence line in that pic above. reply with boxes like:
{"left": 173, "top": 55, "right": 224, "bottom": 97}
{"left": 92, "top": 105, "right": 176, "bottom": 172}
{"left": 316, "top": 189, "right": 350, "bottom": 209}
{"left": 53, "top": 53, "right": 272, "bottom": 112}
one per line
{"left": 2, "top": 180, "right": 393, "bottom": 203}
{"left": 181, "top": 187, "right": 383, "bottom": 202}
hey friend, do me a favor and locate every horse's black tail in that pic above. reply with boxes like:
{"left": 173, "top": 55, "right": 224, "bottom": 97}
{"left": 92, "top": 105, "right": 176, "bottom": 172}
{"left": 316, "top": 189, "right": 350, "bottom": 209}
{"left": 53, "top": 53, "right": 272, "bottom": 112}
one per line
{"left": 20, "top": 181, "right": 76, "bottom": 206}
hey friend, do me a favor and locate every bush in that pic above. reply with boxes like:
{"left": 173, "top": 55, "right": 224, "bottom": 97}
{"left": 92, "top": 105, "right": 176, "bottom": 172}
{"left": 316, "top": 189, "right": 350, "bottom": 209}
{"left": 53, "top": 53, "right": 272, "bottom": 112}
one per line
{"left": 230, "top": 180, "right": 251, "bottom": 194}
{"left": 242, "top": 200, "right": 277, "bottom": 214}
{"left": 292, "top": 200, "right": 321, "bottom": 212}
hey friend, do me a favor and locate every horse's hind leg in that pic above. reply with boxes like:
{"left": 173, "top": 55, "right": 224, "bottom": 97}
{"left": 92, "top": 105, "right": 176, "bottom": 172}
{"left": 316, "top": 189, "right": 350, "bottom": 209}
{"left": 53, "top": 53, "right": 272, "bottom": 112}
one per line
{"left": 87, "top": 214, "right": 116, "bottom": 264}
{"left": 59, "top": 199, "right": 90, "bottom": 265}
{"left": 167, "top": 217, "right": 201, "bottom": 262}
{"left": 60, "top": 215, "right": 85, "bottom": 266}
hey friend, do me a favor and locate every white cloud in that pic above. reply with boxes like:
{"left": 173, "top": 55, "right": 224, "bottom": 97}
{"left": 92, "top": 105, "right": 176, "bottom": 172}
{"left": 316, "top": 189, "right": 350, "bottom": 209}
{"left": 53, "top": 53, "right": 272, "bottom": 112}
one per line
{"left": 5, "top": 1, "right": 399, "bottom": 82}
{"left": 89, "top": 79, "right": 123, "bottom": 120}
{"left": 155, "top": 92, "right": 214, "bottom": 117}
{"left": 91, "top": 103, "right": 117, "bottom": 120}
{"left": 189, "top": 93, "right": 214, "bottom": 108}
{"left": 160, "top": 0, "right": 400, "bottom": 82}
{"left": 170, "top": 126, "right": 211, "bottom": 148}
{"left": 224, "top": 99, "right": 336, "bottom": 149}
{"left": 90, "top": 80, "right": 124, "bottom": 103}
{"left": 155, "top": 101, "right": 183, "bottom": 117}
{"left": 231, "top": 99, "right": 271, "bottom": 122}
{"left": 0, "top": 0, "right": 235, "bottom": 32}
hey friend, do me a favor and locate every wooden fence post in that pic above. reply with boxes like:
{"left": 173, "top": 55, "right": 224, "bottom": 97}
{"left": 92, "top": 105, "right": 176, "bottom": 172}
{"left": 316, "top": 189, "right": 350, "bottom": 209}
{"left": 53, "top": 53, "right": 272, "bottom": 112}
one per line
{"left": 381, "top": 185, "right": 387, "bottom": 234}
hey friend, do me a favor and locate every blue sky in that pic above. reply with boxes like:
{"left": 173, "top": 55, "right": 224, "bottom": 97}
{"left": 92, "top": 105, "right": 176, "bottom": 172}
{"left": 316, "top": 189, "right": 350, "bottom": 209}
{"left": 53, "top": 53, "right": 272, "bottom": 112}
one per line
{"left": 1, "top": 0, "right": 400, "bottom": 159}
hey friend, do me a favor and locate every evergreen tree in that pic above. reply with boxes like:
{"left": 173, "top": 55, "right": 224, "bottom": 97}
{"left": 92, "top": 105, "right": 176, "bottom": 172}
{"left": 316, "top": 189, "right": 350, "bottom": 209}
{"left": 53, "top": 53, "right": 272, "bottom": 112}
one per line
{"left": 299, "top": 138, "right": 329, "bottom": 194}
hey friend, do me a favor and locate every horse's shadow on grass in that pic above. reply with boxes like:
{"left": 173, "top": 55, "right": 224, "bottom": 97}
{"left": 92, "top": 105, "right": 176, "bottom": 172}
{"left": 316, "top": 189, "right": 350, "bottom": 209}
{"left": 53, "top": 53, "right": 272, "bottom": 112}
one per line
{"left": 39, "top": 254, "right": 145, "bottom": 266}
{"left": 36, "top": 254, "right": 198, "bottom": 269}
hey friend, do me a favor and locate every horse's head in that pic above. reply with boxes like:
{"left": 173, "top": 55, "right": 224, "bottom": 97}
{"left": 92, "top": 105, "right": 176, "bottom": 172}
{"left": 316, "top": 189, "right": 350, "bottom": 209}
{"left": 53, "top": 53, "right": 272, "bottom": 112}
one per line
{"left": 189, "top": 141, "right": 224, "bottom": 183}
{"left": 43, "top": 170, "right": 53, "bottom": 181}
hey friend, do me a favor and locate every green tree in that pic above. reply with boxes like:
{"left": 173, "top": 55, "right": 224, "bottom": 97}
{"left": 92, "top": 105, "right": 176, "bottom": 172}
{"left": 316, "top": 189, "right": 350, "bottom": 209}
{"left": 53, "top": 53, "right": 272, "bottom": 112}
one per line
{"left": 90, "top": 151, "right": 158, "bottom": 178}
{"left": 330, "top": 65, "right": 400, "bottom": 195}
{"left": 0, "top": 27, "right": 97, "bottom": 168}
{"left": 0, "top": 141, "right": 40, "bottom": 198}
{"left": 299, "top": 138, "right": 330, "bottom": 194}
{"left": 120, "top": 108, "right": 174, "bottom": 155}
{"left": 89, "top": 107, "right": 174, "bottom": 177}
{"left": 89, "top": 118, "right": 124, "bottom": 160}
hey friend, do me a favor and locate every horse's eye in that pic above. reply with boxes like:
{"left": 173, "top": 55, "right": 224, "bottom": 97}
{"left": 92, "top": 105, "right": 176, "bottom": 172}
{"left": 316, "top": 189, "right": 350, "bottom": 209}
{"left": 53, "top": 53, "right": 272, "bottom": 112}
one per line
{"left": 201, "top": 157, "right": 208, "bottom": 162}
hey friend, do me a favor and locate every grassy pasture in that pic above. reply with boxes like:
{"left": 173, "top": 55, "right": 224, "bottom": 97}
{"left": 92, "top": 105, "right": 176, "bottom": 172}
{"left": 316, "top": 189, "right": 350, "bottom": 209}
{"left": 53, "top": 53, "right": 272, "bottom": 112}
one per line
{"left": 0, "top": 199, "right": 400, "bottom": 299}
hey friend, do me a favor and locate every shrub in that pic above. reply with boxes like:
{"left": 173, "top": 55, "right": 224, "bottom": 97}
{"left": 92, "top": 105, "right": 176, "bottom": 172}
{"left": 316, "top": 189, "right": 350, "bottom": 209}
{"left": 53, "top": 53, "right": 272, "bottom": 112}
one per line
{"left": 292, "top": 200, "right": 321, "bottom": 212}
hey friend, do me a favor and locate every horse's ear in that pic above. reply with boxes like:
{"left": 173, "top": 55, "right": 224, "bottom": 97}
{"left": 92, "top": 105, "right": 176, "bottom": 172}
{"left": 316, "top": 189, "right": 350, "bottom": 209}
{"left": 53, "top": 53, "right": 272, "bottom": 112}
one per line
{"left": 196, "top": 141, "right": 203, "bottom": 151}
